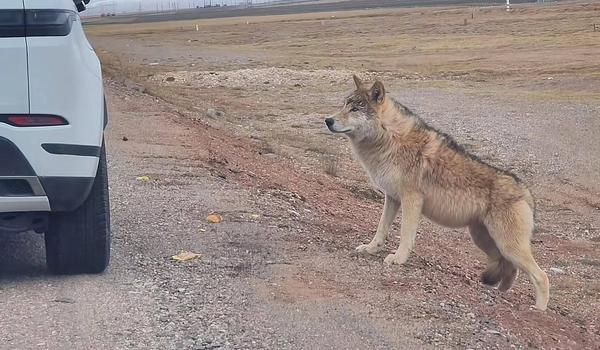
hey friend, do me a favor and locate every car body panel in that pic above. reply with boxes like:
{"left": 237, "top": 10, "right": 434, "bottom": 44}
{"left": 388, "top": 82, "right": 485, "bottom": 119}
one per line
{"left": 0, "top": 196, "right": 50, "bottom": 212}
{"left": 25, "top": 23, "right": 103, "bottom": 176}
{"left": 0, "top": 0, "right": 105, "bottom": 214}
{"left": 24, "top": 0, "right": 75, "bottom": 11}
{"left": 0, "top": 0, "right": 29, "bottom": 114}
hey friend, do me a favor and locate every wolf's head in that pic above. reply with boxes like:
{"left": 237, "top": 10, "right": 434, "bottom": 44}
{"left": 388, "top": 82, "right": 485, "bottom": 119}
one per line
{"left": 325, "top": 75, "right": 389, "bottom": 141}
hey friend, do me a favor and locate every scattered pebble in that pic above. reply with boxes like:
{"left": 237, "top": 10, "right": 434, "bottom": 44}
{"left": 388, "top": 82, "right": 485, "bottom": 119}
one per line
{"left": 53, "top": 297, "right": 75, "bottom": 304}
{"left": 206, "top": 108, "right": 225, "bottom": 118}
{"left": 207, "top": 214, "right": 223, "bottom": 223}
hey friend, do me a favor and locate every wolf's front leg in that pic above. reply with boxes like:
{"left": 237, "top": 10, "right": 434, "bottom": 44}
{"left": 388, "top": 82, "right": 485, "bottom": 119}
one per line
{"left": 384, "top": 193, "right": 423, "bottom": 266}
{"left": 356, "top": 194, "right": 400, "bottom": 255}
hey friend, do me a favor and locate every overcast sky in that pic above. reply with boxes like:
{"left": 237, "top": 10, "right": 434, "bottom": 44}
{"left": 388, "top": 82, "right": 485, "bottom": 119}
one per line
{"left": 86, "top": 0, "right": 272, "bottom": 15}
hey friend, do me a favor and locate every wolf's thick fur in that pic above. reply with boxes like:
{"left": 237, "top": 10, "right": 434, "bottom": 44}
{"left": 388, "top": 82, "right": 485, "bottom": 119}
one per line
{"left": 325, "top": 76, "right": 549, "bottom": 310}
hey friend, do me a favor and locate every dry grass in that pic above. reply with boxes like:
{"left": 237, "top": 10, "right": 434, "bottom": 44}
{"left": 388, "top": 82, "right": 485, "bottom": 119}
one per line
{"left": 90, "top": 1, "right": 600, "bottom": 105}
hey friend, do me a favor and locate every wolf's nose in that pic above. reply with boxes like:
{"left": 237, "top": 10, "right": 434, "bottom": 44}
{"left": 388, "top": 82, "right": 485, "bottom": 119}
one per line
{"left": 325, "top": 118, "right": 334, "bottom": 127}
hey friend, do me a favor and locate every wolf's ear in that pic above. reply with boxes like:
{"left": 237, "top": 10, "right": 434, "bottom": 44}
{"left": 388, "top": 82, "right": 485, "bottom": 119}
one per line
{"left": 353, "top": 74, "right": 363, "bottom": 89}
{"left": 370, "top": 81, "right": 385, "bottom": 104}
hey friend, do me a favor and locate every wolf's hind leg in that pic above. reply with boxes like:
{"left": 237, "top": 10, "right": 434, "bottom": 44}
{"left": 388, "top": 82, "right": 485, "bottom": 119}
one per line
{"left": 484, "top": 201, "right": 550, "bottom": 310}
{"left": 469, "top": 222, "right": 518, "bottom": 290}
{"left": 384, "top": 193, "right": 423, "bottom": 266}
{"left": 356, "top": 194, "right": 400, "bottom": 255}
{"left": 498, "top": 265, "right": 518, "bottom": 292}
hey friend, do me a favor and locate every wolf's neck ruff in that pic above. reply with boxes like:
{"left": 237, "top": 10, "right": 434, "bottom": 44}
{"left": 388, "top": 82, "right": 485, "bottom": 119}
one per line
{"left": 349, "top": 97, "right": 431, "bottom": 167}
{"left": 353, "top": 96, "right": 520, "bottom": 184}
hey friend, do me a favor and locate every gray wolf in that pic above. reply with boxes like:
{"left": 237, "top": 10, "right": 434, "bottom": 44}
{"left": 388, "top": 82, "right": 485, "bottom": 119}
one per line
{"left": 325, "top": 76, "right": 549, "bottom": 310}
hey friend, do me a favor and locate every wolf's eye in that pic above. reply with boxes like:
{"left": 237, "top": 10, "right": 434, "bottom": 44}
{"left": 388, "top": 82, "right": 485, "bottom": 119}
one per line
{"left": 350, "top": 106, "right": 359, "bottom": 112}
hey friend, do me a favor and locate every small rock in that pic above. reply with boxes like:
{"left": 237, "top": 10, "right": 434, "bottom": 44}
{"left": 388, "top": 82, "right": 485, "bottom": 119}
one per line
{"left": 549, "top": 267, "right": 565, "bottom": 274}
{"left": 165, "top": 76, "right": 176, "bottom": 82}
{"left": 206, "top": 108, "right": 224, "bottom": 118}
{"left": 122, "top": 136, "right": 129, "bottom": 141}
{"left": 124, "top": 79, "right": 147, "bottom": 93}
{"left": 53, "top": 297, "right": 75, "bottom": 304}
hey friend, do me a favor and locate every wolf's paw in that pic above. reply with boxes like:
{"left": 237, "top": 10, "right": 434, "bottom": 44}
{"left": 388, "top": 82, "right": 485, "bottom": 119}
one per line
{"left": 355, "top": 243, "right": 383, "bottom": 255}
{"left": 530, "top": 303, "right": 548, "bottom": 312}
{"left": 384, "top": 253, "right": 408, "bottom": 266}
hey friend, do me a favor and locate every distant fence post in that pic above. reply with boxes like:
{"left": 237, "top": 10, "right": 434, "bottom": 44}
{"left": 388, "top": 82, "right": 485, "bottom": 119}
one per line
{"left": 594, "top": 24, "right": 598, "bottom": 32}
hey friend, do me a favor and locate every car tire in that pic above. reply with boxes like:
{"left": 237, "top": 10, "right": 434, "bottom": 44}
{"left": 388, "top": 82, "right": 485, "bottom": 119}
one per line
{"left": 45, "top": 140, "right": 111, "bottom": 274}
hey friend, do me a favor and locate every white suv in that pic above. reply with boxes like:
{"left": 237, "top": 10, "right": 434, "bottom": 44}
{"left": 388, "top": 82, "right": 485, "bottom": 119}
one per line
{"left": 0, "top": 0, "right": 110, "bottom": 274}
